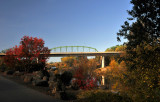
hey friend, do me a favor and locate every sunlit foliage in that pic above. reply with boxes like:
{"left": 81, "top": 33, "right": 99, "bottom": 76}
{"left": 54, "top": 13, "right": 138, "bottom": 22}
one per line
{"left": 105, "top": 45, "right": 126, "bottom": 52}
{"left": 104, "top": 59, "right": 127, "bottom": 91}
{"left": 61, "top": 56, "right": 76, "bottom": 68}
{"left": 117, "top": 0, "right": 160, "bottom": 101}
{"left": 4, "top": 36, "right": 50, "bottom": 72}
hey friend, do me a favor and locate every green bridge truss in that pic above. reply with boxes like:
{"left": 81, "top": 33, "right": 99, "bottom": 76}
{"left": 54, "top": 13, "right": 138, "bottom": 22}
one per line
{"left": 51, "top": 46, "right": 98, "bottom": 52}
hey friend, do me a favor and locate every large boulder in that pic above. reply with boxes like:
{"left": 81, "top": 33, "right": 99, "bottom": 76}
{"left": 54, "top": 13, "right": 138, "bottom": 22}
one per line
{"left": 32, "top": 71, "right": 43, "bottom": 78}
{"left": 13, "top": 71, "right": 24, "bottom": 76}
{"left": 51, "top": 87, "right": 57, "bottom": 94}
{"left": 49, "top": 76, "right": 55, "bottom": 81}
{"left": 48, "top": 81, "right": 55, "bottom": 89}
{"left": 42, "top": 76, "right": 48, "bottom": 81}
{"left": 24, "top": 75, "right": 33, "bottom": 83}
{"left": 36, "top": 71, "right": 44, "bottom": 79}
{"left": 49, "top": 71, "right": 55, "bottom": 77}
{"left": 20, "top": 75, "right": 25, "bottom": 80}
{"left": 4, "top": 70, "right": 14, "bottom": 75}
{"left": 32, "top": 80, "right": 48, "bottom": 87}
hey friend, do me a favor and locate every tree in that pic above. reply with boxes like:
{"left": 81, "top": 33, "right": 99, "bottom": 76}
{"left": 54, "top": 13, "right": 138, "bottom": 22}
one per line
{"left": 117, "top": 0, "right": 160, "bottom": 45}
{"left": 0, "top": 49, "right": 9, "bottom": 53}
{"left": 105, "top": 45, "right": 126, "bottom": 66}
{"left": 105, "top": 45, "right": 120, "bottom": 51}
{"left": 73, "top": 57, "right": 97, "bottom": 90}
{"left": 0, "top": 57, "right": 6, "bottom": 72}
{"left": 4, "top": 45, "right": 22, "bottom": 70}
{"left": 4, "top": 36, "right": 50, "bottom": 72}
{"left": 104, "top": 59, "right": 127, "bottom": 91}
{"left": 117, "top": 0, "right": 160, "bottom": 101}
{"left": 61, "top": 57, "right": 76, "bottom": 67}
{"left": 20, "top": 36, "right": 50, "bottom": 72}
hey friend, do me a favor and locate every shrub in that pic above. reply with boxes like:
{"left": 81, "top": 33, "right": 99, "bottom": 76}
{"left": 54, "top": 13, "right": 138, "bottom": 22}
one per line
{"left": 77, "top": 90, "right": 133, "bottom": 102}
{"left": 71, "top": 79, "right": 79, "bottom": 90}
{"left": 61, "top": 71, "right": 72, "bottom": 86}
{"left": 0, "top": 63, "right": 8, "bottom": 72}
{"left": 55, "top": 71, "right": 73, "bottom": 91}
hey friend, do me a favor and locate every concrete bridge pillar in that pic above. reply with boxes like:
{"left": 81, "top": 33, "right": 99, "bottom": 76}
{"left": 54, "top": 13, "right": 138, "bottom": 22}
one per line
{"left": 102, "top": 56, "right": 105, "bottom": 68}
{"left": 101, "top": 56, "right": 105, "bottom": 85}
{"left": 37, "top": 58, "right": 38, "bottom": 63}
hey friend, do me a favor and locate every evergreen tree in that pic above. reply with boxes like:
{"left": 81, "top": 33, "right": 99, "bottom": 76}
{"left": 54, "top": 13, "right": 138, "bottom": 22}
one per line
{"left": 117, "top": 0, "right": 160, "bottom": 101}
{"left": 118, "top": 0, "right": 160, "bottom": 45}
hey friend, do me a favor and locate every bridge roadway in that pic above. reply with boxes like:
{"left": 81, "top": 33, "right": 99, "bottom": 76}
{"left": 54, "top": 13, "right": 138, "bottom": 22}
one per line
{"left": 0, "top": 52, "right": 122, "bottom": 57}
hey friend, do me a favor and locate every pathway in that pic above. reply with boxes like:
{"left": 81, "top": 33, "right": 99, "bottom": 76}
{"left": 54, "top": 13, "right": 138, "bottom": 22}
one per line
{"left": 0, "top": 75, "right": 63, "bottom": 102}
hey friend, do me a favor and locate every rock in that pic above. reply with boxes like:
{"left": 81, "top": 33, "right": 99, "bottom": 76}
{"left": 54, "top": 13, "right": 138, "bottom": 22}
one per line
{"left": 33, "top": 76, "right": 41, "bottom": 80}
{"left": 13, "top": 71, "right": 24, "bottom": 76}
{"left": 48, "top": 81, "right": 55, "bottom": 89}
{"left": 54, "top": 92, "right": 61, "bottom": 99}
{"left": 32, "top": 80, "right": 48, "bottom": 87}
{"left": 24, "top": 76, "right": 33, "bottom": 83}
{"left": 34, "top": 71, "right": 44, "bottom": 79}
{"left": 20, "top": 75, "right": 25, "bottom": 80}
{"left": 66, "top": 85, "right": 71, "bottom": 89}
{"left": 32, "top": 80, "right": 37, "bottom": 86}
{"left": 49, "top": 71, "right": 54, "bottom": 77}
{"left": 49, "top": 76, "right": 55, "bottom": 81}
{"left": 4, "top": 70, "right": 14, "bottom": 75}
{"left": 52, "top": 87, "right": 57, "bottom": 94}
{"left": 42, "top": 76, "right": 48, "bottom": 81}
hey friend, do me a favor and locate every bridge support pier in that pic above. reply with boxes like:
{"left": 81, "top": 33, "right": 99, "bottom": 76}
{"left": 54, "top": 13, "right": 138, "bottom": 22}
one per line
{"left": 102, "top": 56, "right": 105, "bottom": 68}
{"left": 101, "top": 56, "right": 105, "bottom": 85}
{"left": 37, "top": 58, "right": 38, "bottom": 63}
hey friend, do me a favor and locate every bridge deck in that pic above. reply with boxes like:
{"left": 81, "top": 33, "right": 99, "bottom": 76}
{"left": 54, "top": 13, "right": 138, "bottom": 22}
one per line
{"left": 47, "top": 52, "right": 122, "bottom": 57}
{"left": 0, "top": 52, "right": 123, "bottom": 57}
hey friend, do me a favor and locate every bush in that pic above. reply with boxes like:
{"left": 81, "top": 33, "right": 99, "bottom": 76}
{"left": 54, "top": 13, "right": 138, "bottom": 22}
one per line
{"left": 77, "top": 90, "right": 133, "bottom": 102}
{"left": 61, "top": 71, "right": 72, "bottom": 86}
{"left": 55, "top": 71, "right": 73, "bottom": 91}
{"left": 0, "top": 63, "right": 7, "bottom": 72}
{"left": 71, "top": 80, "right": 79, "bottom": 90}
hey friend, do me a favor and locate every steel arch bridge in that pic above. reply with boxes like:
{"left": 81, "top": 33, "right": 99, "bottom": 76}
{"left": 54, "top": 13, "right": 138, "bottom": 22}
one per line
{"left": 51, "top": 46, "right": 98, "bottom": 52}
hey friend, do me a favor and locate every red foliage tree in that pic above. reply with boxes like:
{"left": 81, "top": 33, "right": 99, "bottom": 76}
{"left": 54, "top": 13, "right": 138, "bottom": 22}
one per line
{"left": 4, "top": 36, "right": 50, "bottom": 72}
{"left": 73, "top": 67, "right": 97, "bottom": 90}
{"left": 73, "top": 57, "right": 97, "bottom": 90}
{"left": 4, "top": 45, "right": 22, "bottom": 70}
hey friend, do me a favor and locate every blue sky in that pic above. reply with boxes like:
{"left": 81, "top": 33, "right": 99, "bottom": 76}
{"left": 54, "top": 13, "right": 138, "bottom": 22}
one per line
{"left": 0, "top": 0, "right": 132, "bottom": 62}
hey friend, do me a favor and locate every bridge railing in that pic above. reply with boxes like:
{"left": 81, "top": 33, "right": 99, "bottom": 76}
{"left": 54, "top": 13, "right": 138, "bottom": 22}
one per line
{"left": 51, "top": 46, "right": 98, "bottom": 53}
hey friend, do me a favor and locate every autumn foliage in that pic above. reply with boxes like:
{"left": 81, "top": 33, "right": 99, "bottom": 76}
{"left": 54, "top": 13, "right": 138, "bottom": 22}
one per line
{"left": 4, "top": 36, "right": 50, "bottom": 72}
{"left": 72, "top": 57, "right": 98, "bottom": 90}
